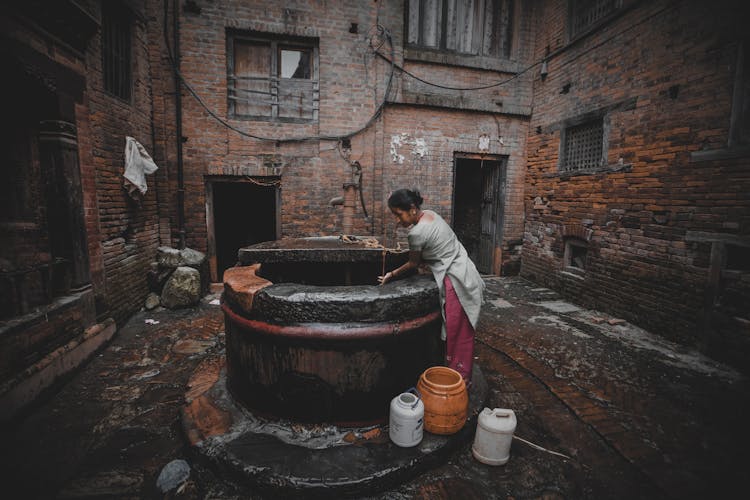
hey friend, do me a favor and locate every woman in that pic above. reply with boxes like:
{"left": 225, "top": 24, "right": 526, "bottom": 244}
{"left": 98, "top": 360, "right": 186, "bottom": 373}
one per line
{"left": 379, "top": 188, "right": 484, "bottom": 384}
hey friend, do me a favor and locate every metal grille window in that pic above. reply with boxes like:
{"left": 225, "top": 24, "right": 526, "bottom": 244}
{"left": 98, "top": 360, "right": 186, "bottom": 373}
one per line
{"left": 569, "top": 0, "right": 623, "bottom": 38}
{"left": 406, "top": 0, "right": 515, "bottom": 58}
{"left": 562, "top": 119, "right": 604, "bottom": 171}
{"left": 101, "top": 3, "right": 132, "bottom": 101}
{"left": 228, "top": 33, "right": 319, "bottom": 122}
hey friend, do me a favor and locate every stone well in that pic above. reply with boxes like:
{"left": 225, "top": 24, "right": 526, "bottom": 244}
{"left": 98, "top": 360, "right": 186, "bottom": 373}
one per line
{"left": 221, "top": 236, "right": 443, "bottom": 425}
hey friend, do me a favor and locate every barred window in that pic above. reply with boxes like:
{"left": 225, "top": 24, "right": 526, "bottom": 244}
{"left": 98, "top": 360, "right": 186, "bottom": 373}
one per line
{"left": 569, "top": 0, "right": 623, "bottom": 39}
{"left": 561, "top": 119, "right": 604, "bottom": 172}
{"left": 228, "top": 32, "right": 318, "bottom": 122}
{"left": 406, "top": 0, "right": 515, "bottom": 58}
{"left": 101, "top": 2, "right": 132, "bottom": 101}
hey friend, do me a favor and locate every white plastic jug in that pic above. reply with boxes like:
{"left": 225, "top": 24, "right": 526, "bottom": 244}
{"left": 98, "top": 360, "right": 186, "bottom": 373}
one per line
{"left": 472, "top": 407, "right": 517, "bottom": 465}
{"left": 389, "top": 390, "right": 424, "bottom": 447}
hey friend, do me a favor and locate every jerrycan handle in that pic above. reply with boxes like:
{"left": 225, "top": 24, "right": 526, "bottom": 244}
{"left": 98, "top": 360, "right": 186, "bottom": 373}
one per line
{"left": 406, "top": 387, "right": 422, "bottom": 409}
{"left": 492, "top": 409, "right": 513, "bottom": 418}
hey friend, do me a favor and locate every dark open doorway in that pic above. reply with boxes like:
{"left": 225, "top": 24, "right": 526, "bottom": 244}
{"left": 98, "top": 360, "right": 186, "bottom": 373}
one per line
{"left": 208, "top": 179, "right": 279, "bottom": 281}
{"left": 453, "top": 155, "right": 506, "bottom": 275}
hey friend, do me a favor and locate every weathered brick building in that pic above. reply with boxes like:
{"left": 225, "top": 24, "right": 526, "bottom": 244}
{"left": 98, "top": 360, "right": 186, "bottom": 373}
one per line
{"left": 0, "top": 0, "right": 167, "bottom": 419}
{"left": 175, "top": 0, "right": 531, "bottom": 281}
{"left": 521, "top": 0, "right": 749, "bottom": 368}
{"left": 1, "top": 0, "right": 748, "bottom": 418}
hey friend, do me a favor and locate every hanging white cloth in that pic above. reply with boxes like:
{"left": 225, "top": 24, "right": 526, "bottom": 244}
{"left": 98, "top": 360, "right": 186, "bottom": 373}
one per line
{"left": 123, "top": 136, "right": 159, "bottom": 199}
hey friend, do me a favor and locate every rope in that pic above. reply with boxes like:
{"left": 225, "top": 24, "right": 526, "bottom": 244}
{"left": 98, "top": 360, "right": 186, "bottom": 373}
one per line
{"left": 513, "top": 434, "right": 573, "bottom": 461}
{"left": 338, "top": 235, "right": 403, "bottom": 278}
{"left": 339, "top": 235, "right": 401, "bottom": 251}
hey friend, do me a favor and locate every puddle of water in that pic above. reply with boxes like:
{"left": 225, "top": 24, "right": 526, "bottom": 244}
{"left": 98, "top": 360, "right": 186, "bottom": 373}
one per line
{"left": 534, "top": 301, "right": 582, "bottom": 314}
{"left": 574, "top": 311, "right": 742, "bottom": 381}
{"left": 489, "top": 298, "right": 514, "bottom": 309}
{"left": 528, "top": 315, "right": 592, "bottom": 339}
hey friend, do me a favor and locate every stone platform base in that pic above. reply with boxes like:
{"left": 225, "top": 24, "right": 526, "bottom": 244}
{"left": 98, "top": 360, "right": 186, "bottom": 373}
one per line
{"left": 181, "top": 357, "right": 488, "bottom": 498}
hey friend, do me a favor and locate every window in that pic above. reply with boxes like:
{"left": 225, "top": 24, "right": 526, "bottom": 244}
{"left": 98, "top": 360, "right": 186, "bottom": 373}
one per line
{"left": 569, "top": 0, "right": 623, "bottom": 39}
{"left": 729, "top": 40, "right": 750, "bottom": 148}
{"left": 561, "top": 119, "right": 605, "bottom": 172}
{"left": 228, "top": 32, "right": 318, "bottom": 122}
{"left": 564, "top": 238, "right": 588, "bottom": 274}
{"left": 101, "top": 2, "right": 132, "bottom": 101}
{"left": 406, "top": 0, "right": 514, "bottom": 58}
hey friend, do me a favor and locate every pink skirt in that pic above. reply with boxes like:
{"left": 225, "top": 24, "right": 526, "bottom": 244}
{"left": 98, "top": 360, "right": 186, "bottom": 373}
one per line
{"left": 443, "top": 275, "right": 475, "bottom": 383}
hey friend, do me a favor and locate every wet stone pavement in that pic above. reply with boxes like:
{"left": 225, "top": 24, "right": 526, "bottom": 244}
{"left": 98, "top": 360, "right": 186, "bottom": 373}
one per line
{"left": 1, "top": 276, "right": 748, "bottom": 499}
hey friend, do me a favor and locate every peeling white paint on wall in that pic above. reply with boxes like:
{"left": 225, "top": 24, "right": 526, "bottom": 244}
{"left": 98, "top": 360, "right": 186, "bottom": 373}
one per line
{"left": 390, "top": 134, "right": 405, "bottom": 163}
{"left": 390, "top": 133, "right": 428, "bottom": 164}
{"left": 478, "top": 134, "right": 490, "bottom": 151}
{"left": 413, "top": 138, "right": 427, "bottom": 157}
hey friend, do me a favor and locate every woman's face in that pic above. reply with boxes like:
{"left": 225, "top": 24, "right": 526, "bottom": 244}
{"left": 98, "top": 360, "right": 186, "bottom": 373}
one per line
{"left": 391, "top": 206, "right": 417, "bottom": 227}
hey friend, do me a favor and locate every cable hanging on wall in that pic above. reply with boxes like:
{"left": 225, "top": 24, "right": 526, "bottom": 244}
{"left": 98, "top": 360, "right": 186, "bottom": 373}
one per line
{"left": 163, "top": 0, "right": 395, "bottom": 144}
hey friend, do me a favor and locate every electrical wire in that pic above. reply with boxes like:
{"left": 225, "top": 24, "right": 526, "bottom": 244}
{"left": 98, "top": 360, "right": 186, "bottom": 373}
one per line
{"left": 375, "top": 0, "right": 679, "bottom": 92}
{"left": 163, "top": 0, "right": 395, "bottom": 144}
{"left": 161, "top": 0, "right": 680, "bottom": 147}
{"left": 375, "top": 49, "right": 538, "bottom": 91}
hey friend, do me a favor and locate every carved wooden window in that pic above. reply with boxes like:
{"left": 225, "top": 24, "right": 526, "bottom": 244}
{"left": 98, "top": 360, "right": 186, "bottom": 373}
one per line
{"left": 101, "top": 2, "right": 132, "bottom": 101}
{"left": 561, "top": 119, "right": 605, "bottom": 171}
{"left": 569, "top": 0, "right": 623, "bottom": 39}
{"left": 406, "top": 0, "right": 514, "bottom": 58}
{"left": 228, "top": 33, "right": 319, "bottom": 122}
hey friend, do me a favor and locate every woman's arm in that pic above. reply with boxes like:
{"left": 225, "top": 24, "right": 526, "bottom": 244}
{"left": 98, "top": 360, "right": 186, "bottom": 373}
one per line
{"left": 378, "top": 250, "right": 422, "bottom": 285}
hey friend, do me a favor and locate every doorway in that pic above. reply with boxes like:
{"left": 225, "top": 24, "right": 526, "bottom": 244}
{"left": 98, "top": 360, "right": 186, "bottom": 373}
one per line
{"left": 208, "top": 179, "right": 279, "bottom": 281}
{"left": 453, "top": 155, "right": 506, "bottom": 275}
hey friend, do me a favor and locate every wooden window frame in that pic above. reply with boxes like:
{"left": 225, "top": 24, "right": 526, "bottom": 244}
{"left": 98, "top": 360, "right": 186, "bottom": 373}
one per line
{"left": 227, "top": 31, "right": 319, "bottom": 123}
{"left": 567, "top": 0, "right": 624, "bottom": 41}
{"left": 101, "top": 2, "right": 133, "bottom": 102}
{"left": 405, "top": 0, "right": 515, "bottom": 59}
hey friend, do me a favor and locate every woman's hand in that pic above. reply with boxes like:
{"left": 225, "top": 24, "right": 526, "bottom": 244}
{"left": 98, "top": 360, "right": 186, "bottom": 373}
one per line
{"left": 378, "top": 271, "right": 394, "bottom": 285}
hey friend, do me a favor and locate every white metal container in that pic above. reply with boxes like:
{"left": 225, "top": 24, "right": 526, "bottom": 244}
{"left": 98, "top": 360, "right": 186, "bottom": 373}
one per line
{"left": 389, "top": 391, "right": 424, "bottom": 447}
{"left": 472, "top": 408, "right": 517, "bottom": 465}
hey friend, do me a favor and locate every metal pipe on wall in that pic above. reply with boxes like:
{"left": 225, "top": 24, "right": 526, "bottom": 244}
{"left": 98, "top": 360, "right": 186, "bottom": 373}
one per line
{"left": 173, "top": 0, "right": 186, "bottom": 249}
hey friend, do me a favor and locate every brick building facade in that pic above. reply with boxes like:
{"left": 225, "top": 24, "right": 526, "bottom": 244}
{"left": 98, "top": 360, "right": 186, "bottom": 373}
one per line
{"left": 0, "top": 0, "right": 166, "bottom": 419}
{"left": 1, "top": 0, "right": 748, "bottom": 418}
{"left": 521, "top": 0, "right": 749, "bottom": 368}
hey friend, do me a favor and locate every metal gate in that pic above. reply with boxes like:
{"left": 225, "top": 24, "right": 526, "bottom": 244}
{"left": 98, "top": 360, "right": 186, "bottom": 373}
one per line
{"left": 479, "top": 160, "right": 502, "bottom": 274}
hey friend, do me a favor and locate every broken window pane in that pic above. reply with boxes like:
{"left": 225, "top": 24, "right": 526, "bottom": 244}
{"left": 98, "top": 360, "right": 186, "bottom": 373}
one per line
{"left": 280, "top": 49, "right": 311, "bottom": 79}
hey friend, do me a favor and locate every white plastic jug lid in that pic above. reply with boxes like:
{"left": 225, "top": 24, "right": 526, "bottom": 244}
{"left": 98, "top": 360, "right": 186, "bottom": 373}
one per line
{"left": 478, "top": 407, "right": 517, "bottom": 433}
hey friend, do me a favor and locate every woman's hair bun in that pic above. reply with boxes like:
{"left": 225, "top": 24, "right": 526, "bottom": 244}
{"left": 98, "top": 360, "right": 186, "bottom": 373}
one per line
{"left": 408, "top": 189, "right": 424, "bottom": 206}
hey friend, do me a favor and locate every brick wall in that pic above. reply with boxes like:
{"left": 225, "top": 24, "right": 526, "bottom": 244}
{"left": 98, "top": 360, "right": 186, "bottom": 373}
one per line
{"left": 173, "top": 0, "right": 533, "bottom": 276}
{"left": 521, "top": 0, "right": 750, "bottom": 360}
{"left": 83, "top": 0, "right": 163, "bottom": 326}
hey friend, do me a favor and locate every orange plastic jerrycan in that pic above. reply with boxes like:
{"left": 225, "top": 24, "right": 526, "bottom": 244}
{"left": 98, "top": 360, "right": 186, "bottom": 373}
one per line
{"left": 417, "top": 366, "right": 468, "bottom": 435}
